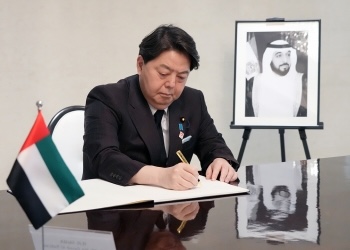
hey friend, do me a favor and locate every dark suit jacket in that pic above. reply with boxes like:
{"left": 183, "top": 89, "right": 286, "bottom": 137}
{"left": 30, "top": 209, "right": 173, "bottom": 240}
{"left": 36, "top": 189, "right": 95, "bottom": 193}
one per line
{"left": 83, "top": 74, "right": 238, "bottom": 185}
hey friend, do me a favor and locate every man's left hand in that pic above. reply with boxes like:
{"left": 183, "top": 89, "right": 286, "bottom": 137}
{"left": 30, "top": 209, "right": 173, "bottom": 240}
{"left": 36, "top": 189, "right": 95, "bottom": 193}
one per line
{"left": 206, "top": 158, "right": 238, "bottom": 182}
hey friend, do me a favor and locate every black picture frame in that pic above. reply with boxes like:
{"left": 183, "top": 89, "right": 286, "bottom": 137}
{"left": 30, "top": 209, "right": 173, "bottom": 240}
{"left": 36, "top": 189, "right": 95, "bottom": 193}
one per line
{"left": 231, "top": 20, "right": 323, "bottom": 129}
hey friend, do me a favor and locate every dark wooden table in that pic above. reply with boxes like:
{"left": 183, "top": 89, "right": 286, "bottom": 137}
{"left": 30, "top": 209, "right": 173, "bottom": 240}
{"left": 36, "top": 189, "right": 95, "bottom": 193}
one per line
{"left": 2, "top": 155, "right": 350, "bottom": 249}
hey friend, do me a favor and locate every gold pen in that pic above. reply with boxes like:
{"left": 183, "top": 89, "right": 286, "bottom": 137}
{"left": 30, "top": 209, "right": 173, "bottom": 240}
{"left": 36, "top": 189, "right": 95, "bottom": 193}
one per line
{"left": 176, "top": 150, "right": 200, "bottom": 184}
{"left": 177, "top": 220, "right": 187, "bottom": 234}
{"left": 176, "top": 150, "right": 189, "bottom": 164}
{"left": 175, "top": 150, "right": 201, "bottom": 234}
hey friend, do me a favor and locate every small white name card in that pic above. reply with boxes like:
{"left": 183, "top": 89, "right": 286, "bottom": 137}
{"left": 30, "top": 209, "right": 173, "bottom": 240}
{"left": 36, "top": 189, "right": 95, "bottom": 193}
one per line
{"left": 29, "top": 225, "right": 116, "bottom": 250}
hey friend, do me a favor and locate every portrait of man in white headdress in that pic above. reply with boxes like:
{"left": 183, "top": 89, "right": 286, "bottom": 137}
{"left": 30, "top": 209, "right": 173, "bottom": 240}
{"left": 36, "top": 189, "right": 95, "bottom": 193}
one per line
{"left": 245, "top": 32, "right": 308, "bottom": 118}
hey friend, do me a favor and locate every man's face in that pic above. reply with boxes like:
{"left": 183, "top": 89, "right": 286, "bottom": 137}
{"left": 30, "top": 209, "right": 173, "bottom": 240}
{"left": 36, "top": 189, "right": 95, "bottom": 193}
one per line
{"left": 270, "top": 49, "right": 291, "bottom": 76}
{"left": 137, "top": 50, "right": 190, "bottom": 110}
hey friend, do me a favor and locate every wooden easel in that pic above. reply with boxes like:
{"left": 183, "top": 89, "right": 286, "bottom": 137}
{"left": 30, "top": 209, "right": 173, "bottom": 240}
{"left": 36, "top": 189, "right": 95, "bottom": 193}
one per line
{"left": 237, "top": 127, "right": 312, "bottom": 165}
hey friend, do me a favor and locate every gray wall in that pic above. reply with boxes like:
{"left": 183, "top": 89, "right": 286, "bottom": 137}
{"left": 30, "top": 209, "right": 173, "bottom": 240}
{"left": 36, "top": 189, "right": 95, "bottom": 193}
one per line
{"left": 1, "top": 0, "right": 349, "bottom": 189}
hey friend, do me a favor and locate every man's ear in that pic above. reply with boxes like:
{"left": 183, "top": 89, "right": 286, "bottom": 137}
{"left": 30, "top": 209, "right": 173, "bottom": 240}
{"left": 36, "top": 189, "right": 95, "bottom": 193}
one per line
{"left": 136, "top": 55, "right": 144, "bottom": 74}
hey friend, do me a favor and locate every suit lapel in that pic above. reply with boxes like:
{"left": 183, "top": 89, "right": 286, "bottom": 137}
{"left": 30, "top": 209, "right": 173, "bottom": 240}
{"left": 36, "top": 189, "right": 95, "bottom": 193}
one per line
{"left": 167, "top": 100, "right": 184, "bottom": 165}
{"left": 127, "top": 78, "right": 164, "bottom": 166}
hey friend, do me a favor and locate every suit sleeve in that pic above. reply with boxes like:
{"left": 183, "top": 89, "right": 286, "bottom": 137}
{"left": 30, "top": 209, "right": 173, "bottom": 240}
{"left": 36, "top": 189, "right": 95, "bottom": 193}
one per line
{"left": 193, "top": 91, "right": 239, "bottom": 172}
{"left": 83, "top": 85, "right": 144, "bottom": 185}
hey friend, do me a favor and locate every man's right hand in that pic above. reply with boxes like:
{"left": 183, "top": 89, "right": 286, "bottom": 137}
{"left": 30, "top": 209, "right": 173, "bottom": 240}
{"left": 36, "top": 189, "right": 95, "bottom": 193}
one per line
{"left": 130, "top": 163, "right": 199, "bottom": 190}
{"left": 158, "top": 163, "right": 199, "bottom": 190}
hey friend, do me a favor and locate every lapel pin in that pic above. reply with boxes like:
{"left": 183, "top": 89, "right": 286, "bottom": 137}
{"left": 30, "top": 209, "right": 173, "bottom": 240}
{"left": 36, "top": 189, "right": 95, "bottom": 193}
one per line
{"left": 179, "top": 131, "right": 184, "bottom": 139}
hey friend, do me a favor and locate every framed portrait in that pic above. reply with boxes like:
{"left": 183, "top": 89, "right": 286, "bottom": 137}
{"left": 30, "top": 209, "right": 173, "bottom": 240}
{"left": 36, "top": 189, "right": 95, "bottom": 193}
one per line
{"left": 236, "top": 160, "right": 320, "bottom": 244}
{"left": 231, "top": 20, "right": 323, "bottom": 129}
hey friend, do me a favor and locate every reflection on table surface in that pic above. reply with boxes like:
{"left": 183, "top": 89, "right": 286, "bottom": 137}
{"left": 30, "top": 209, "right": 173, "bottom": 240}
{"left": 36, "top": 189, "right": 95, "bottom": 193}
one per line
{"left": 87, "top": 201, "right": 214, "bottom": 249}
{"left": 3, "top": 155, "right": 350, "bottom": 249}
{"left": 237, "top": 160, "right": 319, "bottom": 243}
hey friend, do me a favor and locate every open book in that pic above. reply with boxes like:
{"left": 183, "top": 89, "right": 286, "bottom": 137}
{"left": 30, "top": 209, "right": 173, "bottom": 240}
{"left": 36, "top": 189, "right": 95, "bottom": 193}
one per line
{"left": 60, "top": 176, "right": 249, "bottom": 214}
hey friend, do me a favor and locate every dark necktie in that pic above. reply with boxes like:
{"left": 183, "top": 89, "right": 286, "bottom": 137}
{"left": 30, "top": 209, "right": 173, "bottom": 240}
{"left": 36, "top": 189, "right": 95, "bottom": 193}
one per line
{"left": 155, "top": 212, "right": 167, "bottom": 230}
{"left": 154, "top": 110, "right": 167, "bottom": 166}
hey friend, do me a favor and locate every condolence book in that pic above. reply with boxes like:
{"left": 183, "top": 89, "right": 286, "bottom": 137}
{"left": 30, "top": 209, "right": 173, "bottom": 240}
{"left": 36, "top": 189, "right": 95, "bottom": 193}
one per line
{"left": 61, "top": 176, "right": 249, "bottom": 214}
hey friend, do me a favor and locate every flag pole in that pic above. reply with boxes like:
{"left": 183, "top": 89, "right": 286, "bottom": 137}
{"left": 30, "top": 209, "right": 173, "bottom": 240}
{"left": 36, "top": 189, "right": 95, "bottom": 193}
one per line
{"left": 36, "top": 100, "right": 43, "bottom": 111}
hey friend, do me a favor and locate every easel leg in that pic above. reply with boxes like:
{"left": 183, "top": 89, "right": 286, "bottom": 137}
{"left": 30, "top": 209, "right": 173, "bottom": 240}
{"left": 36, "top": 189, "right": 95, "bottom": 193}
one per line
{"left": 299, "top": 128, "right": 311, "bottom": 159}
{"left": 237, "top": 128, "right": 251, "bottom": 165}
{"left": 279, "top": 129, "right": 286, "bottom": 162}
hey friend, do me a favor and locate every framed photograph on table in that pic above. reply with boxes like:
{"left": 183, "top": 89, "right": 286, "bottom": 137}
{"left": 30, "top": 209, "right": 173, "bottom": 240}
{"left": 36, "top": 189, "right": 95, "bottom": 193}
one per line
{"left": 231, "top": 20, "right": 323, "bottom": 129}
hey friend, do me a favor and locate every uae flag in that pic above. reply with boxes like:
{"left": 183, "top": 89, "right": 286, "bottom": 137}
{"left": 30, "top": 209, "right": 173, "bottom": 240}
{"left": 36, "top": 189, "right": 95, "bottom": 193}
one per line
{"left": 7, "top": 110, "right": 84, "bottom": 229}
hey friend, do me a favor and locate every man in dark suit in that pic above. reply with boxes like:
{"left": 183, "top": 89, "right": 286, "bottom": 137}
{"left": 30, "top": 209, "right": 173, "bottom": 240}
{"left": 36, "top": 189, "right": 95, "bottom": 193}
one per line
{"left": 83, "top": 24, "right": 239, "bottom": 190}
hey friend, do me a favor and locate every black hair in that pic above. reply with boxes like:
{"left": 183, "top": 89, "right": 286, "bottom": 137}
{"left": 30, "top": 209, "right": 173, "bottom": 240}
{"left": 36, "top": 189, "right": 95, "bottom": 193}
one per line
{"left": 138, "top": 24, "right": 200, "bottom": 71}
